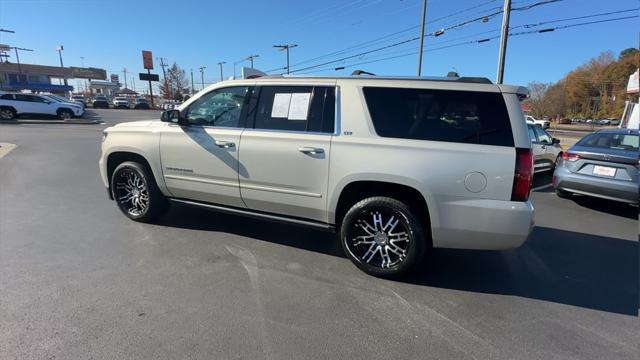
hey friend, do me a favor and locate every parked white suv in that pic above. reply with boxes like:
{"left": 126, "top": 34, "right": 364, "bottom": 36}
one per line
{"left": 99, "top": 75, "right": 535, "bottom": 277}
{"left": 113, "top": 97, "right": 130, "bottom": 109}
{"left": 0, "top": 93, "right": 85, "bottom": 120}
{"left": 525, "top": 115, "right": 550, "bottom": 129}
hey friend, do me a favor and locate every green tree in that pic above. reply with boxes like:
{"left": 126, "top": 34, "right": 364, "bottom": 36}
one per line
{"left": 619, "top": 48, "right": 639, "bottom": 60}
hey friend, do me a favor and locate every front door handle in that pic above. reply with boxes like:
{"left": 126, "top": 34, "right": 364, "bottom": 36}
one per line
{"left": 215, "top": 140, "right": 235, "bottom": 149}
{"left": 298, "top": 147, "right": 324, "bottom": 155}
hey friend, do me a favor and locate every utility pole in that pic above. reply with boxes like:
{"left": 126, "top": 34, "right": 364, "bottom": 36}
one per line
{"left": 190, "top": 68, "right": 195, "bottom": 94}
{"left": 11, "top": 47, "right": 33, "bottom": 80}
{"left": 132, "top": 76, "right": 136, "bottom": 93}
{"left": 217, "top": 61, "right": 226, "bottom": 81}
{"left": 246, "top": 54, "right": 259, "bottom": 68}
{"left": 199, "top": 66, "right": 206, "bottom": 90}
{"left": 417, "top": 0, "right": 427, "bottom": 76}
{"left": 56, "top": 45, "right": 68, "bottom": 86}
{"left": 273, "top": 44, "right": 297, "bottom": 74}
{"left": 159, "top": 57, "right": 169, "bottom": 98}
{"left": 123, "top": 68, "right": 128, "bottom": 89}
{"left": 496, "top": 0, "right": 511, "bottom": 84}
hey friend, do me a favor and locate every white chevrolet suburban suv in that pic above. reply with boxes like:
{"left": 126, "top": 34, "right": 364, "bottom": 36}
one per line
{"left": 99, "top": 75, "right": 535, "bottom": 277}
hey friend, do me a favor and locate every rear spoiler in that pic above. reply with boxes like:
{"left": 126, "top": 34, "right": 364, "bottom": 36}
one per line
{"left": 497, "top": 85, "right": 529, "bottom": 101}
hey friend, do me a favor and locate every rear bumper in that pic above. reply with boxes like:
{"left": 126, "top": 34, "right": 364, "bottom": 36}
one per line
{"left": 431, "top": 198, "right": 535, "bottom": 250}
{"left": 553, "top": 166, "right": 638, "bottom": 204}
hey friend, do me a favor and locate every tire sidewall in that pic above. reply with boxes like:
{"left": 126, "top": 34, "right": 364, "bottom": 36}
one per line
{"left": 58, "top": 109, "right": 72, "bottom": 120}
{"left": 111, "top": 162, "right": 155, "bottom": 221}
{"left": 0, "top": 108, "right": 16, "bottom": 120}
{"left": 340, "top": 197, "right": 425, "bottom": 278}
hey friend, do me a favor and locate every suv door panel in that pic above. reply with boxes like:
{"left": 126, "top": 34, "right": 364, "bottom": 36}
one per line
{"left": 238, "top": 85, "right": 335, "bottom": 222}
{"left": 159, "top": 86, "right": 250, "bottom": 208}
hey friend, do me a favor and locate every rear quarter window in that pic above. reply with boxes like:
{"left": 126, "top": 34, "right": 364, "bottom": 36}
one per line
{"left": 363, "top": 87, "right": 514, "bottom": 147}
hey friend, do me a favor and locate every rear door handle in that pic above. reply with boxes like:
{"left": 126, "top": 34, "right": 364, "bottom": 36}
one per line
{"left": 298, "top": 147, "right": 324, "bottom": 155}
{"left": 215, "top": 140, "right": 235, "bottom": 149}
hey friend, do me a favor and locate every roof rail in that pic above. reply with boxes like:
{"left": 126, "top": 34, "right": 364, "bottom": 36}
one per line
{"left": 351, "top": 70, "right": 376, "bottom": 76}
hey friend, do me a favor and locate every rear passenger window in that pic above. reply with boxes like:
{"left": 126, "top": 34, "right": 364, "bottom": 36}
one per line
{"left": 252, "top": 86, "right": 335, "bottom": 133}
{"left": 363, "top": 87, "right": 514, "bottom": 146}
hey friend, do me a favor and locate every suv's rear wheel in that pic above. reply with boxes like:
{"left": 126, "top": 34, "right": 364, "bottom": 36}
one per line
{"left": 340, "top": 197, "right": 425, "bottom": 278}
{"left": 111, "top": 161, "right": 168, "bottom": 222}
{"left": 58, "top": 108, "right": 73, "bottom": 120}
{"left": 0, "top": 107, "right": 16, "bottom": 120}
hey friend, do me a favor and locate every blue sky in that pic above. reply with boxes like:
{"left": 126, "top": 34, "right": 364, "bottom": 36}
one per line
{"left": 0, "top": 0, "right": 637, "bottom": 93}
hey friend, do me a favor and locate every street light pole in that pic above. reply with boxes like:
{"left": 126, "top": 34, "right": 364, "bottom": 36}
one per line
{"left": 496, "top": 0, "right": 512, "bottom": 84}
{"left": 199, "top": 66, "right": 206, "bottom": 90}
{"left": 217, "top": 61, "right": 226, "bottom": 81}
{"left": 56, "top": 45, "right": 68, "bottom": 86}
{"left": 273, "top": 44, "right": 297, "bottom": 74}
{"left": 417, "top": 0, "right": 427, "bottom": 76}
{"left": 122, "top": 68, "right": 128, "bottom": 89}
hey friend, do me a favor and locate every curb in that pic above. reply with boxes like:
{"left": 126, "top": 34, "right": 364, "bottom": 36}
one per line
{"left": 0, "top": 119, "right": 103, "bottom": 125}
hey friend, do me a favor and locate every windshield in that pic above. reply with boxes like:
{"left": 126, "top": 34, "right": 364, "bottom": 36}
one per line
{"left": 577, "top": 132, "right": 639, "bottom": 152}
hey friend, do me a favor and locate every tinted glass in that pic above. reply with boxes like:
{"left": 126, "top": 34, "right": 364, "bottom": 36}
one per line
{"left": 363, "top": 87, "right": 514, "bottom": 146}
{"left": 527, "top": 125, "right": 537, "bottom": 142}
{"left": 577, "top": 133, "right": 639, "bottom": 151}
{"left": 15, "top": 94, "right": 32, "bottom": 102}
{"left": 186, "top": 86, "right": 248, "bottom": 127}
{"left": 0, "top": 94, "right": 13, "bottom": 100}
{"left": 533, "top": 126, "right": 551, "bottom": 143}
{"left": 252, "top": 86, "right": 335, "bottom": 133}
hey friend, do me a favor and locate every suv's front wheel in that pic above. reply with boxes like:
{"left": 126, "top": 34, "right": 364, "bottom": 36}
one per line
{"left": 340, "top": 197, "right": 426, "bottom": 278}
{"left": 111, "top": 161, "right": 168, "bottom": 222}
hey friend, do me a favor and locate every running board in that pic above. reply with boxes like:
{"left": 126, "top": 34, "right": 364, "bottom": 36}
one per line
{"left": 169, "top": 198, "right": 336, "bottom": 232}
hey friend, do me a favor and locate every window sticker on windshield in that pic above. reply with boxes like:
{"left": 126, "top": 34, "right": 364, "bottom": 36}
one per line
{"left": 271, "top": 93, "right": 291, "bottom": 118}
{"left": 288, "top": 93, "right": 311, "bottom": 120}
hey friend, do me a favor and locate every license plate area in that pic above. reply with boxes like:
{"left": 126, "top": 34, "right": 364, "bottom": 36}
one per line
{"left": 593, "top": 165, "right": 616, "bottom": 177}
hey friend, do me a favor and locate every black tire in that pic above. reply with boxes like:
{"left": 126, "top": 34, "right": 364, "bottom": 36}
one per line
{"left": 111, "top": 161, "right": 168, "bottom": 222}
{"left": 340, "top": 196, "right": 426, "bottom": 278}
{"left": 556, "top": 188, "right": 572, "bottom": 199}
{"left": 58, "top": 108, "right": 73, "bottom": 120}
{"left": 0, "top": 107, "right": 16, "bottom": 120}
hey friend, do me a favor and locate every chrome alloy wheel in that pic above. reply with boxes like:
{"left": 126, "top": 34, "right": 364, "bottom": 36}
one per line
{"left": 0, "top": 108, "right": 14, "bottom": 120}
{"left": 346, "top": 210, "right": 411, "bottom": 269}
{"left": 114, "top": 169, "right": 149, "bottom": 216}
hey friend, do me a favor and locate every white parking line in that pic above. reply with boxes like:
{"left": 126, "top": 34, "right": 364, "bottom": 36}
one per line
{"left": 0, "top": 143, "right": 17, "bottom": 159}
{"left": 532, "top": 184, "right": 553, "bottom": 192}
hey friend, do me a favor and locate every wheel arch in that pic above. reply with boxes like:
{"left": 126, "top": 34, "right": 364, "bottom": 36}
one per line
{"left": 331, "top": 178, "right": 433, "bottom": 242}
{"left": 106, "top": 150, "right": 166, "bottom": 199}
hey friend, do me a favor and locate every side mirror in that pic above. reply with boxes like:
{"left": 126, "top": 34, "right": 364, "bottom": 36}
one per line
{"left": 552, "top": 138, "right": 560, "bottom": 145}
{"left": 161, "top": 109, "right": 185, "bottom": 124}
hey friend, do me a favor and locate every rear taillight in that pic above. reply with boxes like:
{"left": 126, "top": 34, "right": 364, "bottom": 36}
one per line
{"left": 511, "top": 148, "right": 533, "bottom": 202}
{"left": 561, "top": 152, "right": 581, "bottom": 162}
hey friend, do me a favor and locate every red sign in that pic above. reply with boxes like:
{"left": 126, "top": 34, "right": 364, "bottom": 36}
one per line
{"left": 142, "top": 50, "right": 153, "bottom": 70}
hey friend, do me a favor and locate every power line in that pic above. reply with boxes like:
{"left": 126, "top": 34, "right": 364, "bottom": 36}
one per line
{"left": 288, "top": 0, "right": 504, "bottom": 69}
{"left": 295, "top": 15, "right": 637, "bottom": 75}
{"left": 286, "top": 0, "right": 564, "bottom": 74}
{"left": 512, "top": 7, "right": 639, "bottom": 29}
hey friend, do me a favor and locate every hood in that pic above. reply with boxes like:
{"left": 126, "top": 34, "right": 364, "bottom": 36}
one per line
{"left": 112, "top": 120, "right": 158, "bottom": 128}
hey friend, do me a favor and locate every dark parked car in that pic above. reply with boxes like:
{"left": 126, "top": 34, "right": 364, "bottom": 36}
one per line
{"left": 134, "top": 98, "right": 150, "bottom": 110}
{"left": 553, "top": 128, "right": 639, "bottom": 204}
{"left": 93, "top": 96, "right": 110, "bottom": 109}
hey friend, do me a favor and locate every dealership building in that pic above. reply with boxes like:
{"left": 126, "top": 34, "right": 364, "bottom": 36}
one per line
{"left": 0, "top": 62, "right": 107, "bottom": 94}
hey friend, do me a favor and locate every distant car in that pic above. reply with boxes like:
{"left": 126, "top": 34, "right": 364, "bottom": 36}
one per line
{"left": 0, "top": 93, "right": 84, "bottom": 120}
{"left": 93, "top": 96, "right": 110, "bottom": 109}
{"left": 113, "top": 97, "right": 130, "bottom": 109}
{"left": 134, "top": 98, "right": 150, "bottom": 110}
{"left": 598, "top": 119, "right": 611, "bottom": 125}
{"left": 525, "top": 115, "right": 550, "bottom": 129}
{"left": 71, "top": 95, "right": 87, "bottom": 107}
{"left": 585, "top": 119, "right": 593, "bottom": 124}
{"left": 553, "top": 128, "right": 639, "bottom": 204}
{"left": 527, "top": 124, "right": 562, "bottom": 173}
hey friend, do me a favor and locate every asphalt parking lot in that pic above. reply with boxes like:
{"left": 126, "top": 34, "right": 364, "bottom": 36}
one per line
{"left": 0, "top": 109, "right": 637, "bottom": 359}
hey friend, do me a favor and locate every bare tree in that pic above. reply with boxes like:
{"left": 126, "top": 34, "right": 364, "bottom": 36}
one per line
{"left": 526, "top": 82, "right": 552, "bottom": 117}
{"left": 160, "top": 63, "right": 189, "bottom": 100}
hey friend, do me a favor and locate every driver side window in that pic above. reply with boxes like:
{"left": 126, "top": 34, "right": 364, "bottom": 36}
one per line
{"left": 186, "top": 86, "right": 248, "bottom": 127}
